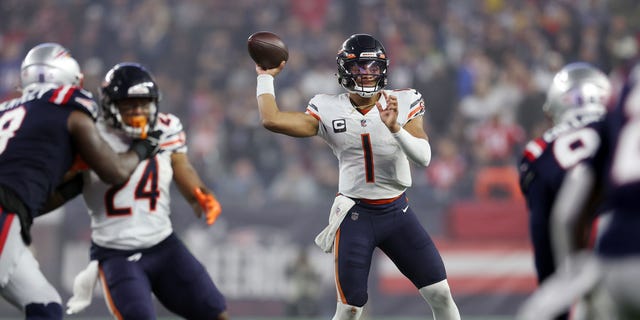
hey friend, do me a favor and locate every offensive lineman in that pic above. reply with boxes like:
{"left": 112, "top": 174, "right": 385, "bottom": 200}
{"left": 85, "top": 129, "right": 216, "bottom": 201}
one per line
{"left": 253, "top": 34, "right": 460, "bottom": 320}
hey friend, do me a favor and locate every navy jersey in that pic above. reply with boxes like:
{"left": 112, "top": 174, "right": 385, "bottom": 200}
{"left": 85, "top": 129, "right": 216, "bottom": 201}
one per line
{"left": 0, "top": 85, "right": 98, "bottom": 218}
{"left": 588, "top": 82, "right": 640, "bottom": 257}
{"left": 519, "top": 118, "right": 602, "bottom": 283}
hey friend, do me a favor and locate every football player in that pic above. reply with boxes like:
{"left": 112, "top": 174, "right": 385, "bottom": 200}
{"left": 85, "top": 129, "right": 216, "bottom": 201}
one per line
{"left": 548, "top": 65, "right": 640, "bottom": 319}
{"left": 518, "top": 62, "right": 612, "bottom": 319}
{"left": 0, "top": 44, "right": 159, "bottom": 319}
{"left": 60, "top": 63, "right": 227, "bottom": 319}
{"left": 253, "top": 34, "right": 460, "bottom": 320}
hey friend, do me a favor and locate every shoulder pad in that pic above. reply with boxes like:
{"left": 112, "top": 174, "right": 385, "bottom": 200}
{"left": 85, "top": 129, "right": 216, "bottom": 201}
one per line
{"left": 48, "top": 85, "right": 99, "bottom": 120}
{"left": 522, "top": 138, "right": 547, "bottom": 162}
{"left": 390, "top": 89, "right": 425, "bottom": 122}
{"left": 392, "top": 88, "right": 422, "bottom": 101}
{"left": 155, "top": 113, "right": 186, "bottom": 153}
{"left": 305, "top": 94, "right": 340, "bottom": 120}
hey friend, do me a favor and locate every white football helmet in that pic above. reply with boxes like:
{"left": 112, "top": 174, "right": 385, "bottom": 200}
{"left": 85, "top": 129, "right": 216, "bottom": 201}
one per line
{"left": 20, "top": 43, "right": 83, "bottom": 89}
{"left": 543, "top": 62, "right": 611, "bottom": 124}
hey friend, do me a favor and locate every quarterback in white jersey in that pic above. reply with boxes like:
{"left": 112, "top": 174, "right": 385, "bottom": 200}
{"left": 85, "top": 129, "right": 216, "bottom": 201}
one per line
{"left": 254, "top": 34, "right": 460, "bottom": 320}
{"left": 307, "top": 89, "right": 425, "bottom": 199}
{"left": 60, "top": 63, "right": 228, "bottom": 320}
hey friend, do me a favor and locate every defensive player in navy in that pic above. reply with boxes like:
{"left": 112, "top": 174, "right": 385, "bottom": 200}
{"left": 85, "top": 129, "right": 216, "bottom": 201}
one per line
{"left": 545, "top": 69, "right": 640, "bottom": 319}
{"left": 0, "top": 44, "right": 160, "bottom": 319}
{"left": 58, "top": 63, "right": 228, "bottom": 320}
{"left": 254, "top": 34, "right": 460, "bottom": 320}
{"left": 518, "top": 63, "right": 612, "bottom": 320}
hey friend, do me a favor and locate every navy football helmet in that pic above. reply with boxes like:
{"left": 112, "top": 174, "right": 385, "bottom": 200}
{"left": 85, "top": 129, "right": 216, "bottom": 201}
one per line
{"left": 101, "top": 63, "right": 160, "bottom": 138}
{"left": 337, "top": 34, "right": 389, "bottom": 98}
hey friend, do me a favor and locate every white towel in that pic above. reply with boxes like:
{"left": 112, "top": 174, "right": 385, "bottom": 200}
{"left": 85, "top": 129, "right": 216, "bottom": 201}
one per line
{"left": 314, "top": 195, "right": 356, "bottom": 253}
{"left": 66, "top": 260, "right": 99, "bottom": 315}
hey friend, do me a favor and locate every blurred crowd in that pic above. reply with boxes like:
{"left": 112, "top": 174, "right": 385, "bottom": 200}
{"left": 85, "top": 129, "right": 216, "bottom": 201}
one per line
{"left": 1, "top": 0, "right": 639, "bottom": 210}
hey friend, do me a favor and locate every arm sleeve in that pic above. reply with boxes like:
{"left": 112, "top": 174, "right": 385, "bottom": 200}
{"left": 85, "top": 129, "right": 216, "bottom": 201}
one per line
{"left": 392, "top": 128, "right": 431, "bottom": 167}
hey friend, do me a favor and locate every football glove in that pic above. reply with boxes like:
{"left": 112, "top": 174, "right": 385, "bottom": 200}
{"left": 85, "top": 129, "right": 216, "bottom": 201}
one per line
{"left": 130, "top": 129, "right": 162, "bottom": 161}
{"left": 194, "top": 187, "right": 221, "bottom": 225}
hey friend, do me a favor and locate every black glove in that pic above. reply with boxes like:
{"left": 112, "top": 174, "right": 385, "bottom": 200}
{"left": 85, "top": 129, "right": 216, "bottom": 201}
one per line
{"left": 130, "top": 130, "right": 163, "bottom": 160}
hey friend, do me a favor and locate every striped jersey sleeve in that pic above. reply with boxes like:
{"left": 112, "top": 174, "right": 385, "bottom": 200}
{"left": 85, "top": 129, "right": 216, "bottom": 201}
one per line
{"left": 156, "top": 112, "right": 187, "bottom": 153}
{"left": 48, "top": 85, "right": 99, "bottom": 121}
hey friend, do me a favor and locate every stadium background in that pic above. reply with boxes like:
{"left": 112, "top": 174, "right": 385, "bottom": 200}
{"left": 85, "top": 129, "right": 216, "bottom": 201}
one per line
{"left": 0, "top": 0, "right": 638, "bottom": 319}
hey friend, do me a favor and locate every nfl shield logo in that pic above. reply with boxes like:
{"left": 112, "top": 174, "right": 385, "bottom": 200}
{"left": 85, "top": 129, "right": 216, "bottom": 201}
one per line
{"left": 360, "top": 119, "right": 367, "bottom": 127}
{"left": 351, "top": 212, "right": 359, "bottom": 221}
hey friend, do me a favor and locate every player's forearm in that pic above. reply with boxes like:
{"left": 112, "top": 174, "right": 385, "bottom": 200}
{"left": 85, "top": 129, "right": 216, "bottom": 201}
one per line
{"left": 255, "top": 74, "right": 286, "bottom": 130}
{"left": 171, "top": 154, "right": 202, "bottom": 203}
{"left": 393, "top": 128, "right": 432, "bottom": 166}
{"left": 551, "top": 163, "right": 595, "bottom": 265}
{"left": 41, "top": 172, "right": 84, "bottom": 214}
{"left": 256, "top": 94, "right": 281, "bottom": 128}
{"left": 94, "top": 153, "right": 140, "bottom": 185}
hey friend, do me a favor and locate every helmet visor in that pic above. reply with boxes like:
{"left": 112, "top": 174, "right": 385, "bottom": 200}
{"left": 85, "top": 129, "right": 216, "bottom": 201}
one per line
{"left": 344, "top": 60, "right": 385, "bottom": 76}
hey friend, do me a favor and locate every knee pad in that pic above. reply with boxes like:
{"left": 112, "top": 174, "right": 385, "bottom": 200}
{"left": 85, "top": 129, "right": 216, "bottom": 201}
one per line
{"left": 419, "top": 279, "right": 454, "bottom": 306}
{"left": 25, "top": 302, "right": 63, "bottom": 320}
{"left": 331, "top": 301, "right": 363, "bottom": 320}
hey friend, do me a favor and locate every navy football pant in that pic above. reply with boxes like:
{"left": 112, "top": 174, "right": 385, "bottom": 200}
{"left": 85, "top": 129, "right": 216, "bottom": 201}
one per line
{"left": 334, "top": 195, "right": 446, "bottom": 307}
{"left": 93, "top": 233, "right": 225, "bottom": 319}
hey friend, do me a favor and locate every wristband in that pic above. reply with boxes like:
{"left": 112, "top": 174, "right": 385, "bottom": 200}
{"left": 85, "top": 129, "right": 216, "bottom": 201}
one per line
{"left": 256, "top": 74, "right": 275, "bottom": 97}
{"left": 392, "top": 128, "right": 432, "bottom": 167}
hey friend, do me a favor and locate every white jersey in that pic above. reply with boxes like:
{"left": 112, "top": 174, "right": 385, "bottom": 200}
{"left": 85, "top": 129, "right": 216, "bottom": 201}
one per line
{"left": 82, "top": 113, "right": 187, "bottom": 250}
{"left": 305, "top": 89, "right": 425, "bottom": 199}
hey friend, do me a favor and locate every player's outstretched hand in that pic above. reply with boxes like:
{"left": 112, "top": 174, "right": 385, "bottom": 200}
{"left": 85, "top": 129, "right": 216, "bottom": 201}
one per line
{"left": 194, "top": 187, "right": 222, "bottom": 225}
{"left": 255, "top": 61, "right": 286, "bottom": 77}
{"left": 130, "top": 129, "right": 163, "bottom": 160}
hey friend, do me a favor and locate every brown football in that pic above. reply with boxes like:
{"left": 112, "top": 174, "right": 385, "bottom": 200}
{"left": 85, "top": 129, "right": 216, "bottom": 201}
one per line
{"left": 248, "top": 31, "right": 289, "bottom": 70}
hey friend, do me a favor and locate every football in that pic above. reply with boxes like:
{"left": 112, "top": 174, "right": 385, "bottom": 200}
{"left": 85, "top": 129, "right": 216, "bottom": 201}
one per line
{"left": 247, "top": 31, "right": 289, "bottom": 70}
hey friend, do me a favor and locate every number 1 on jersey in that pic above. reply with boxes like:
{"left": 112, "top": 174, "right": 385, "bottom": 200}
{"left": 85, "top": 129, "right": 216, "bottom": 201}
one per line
{"left": 361, "top": 133, "right": 374, "bottom": 183}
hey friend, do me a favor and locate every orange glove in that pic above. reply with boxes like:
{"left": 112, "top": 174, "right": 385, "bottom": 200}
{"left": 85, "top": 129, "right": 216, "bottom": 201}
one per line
{"left": 194, "top": 187, "right": 221, "bottom": 225}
